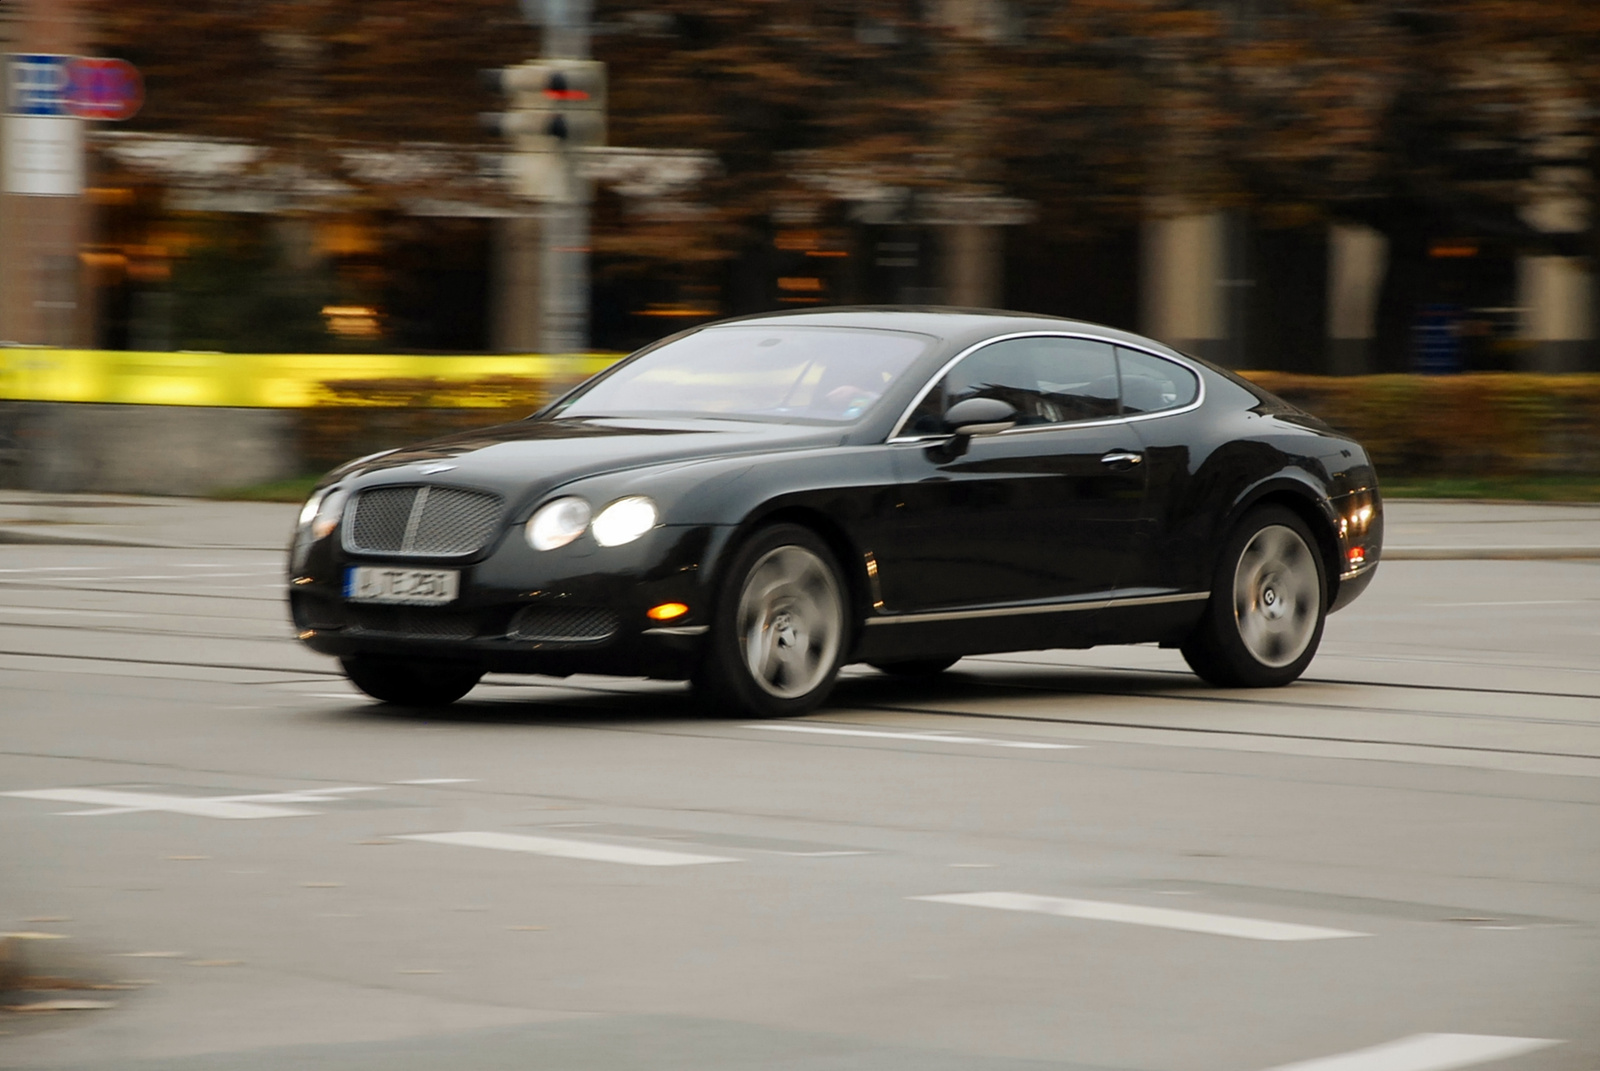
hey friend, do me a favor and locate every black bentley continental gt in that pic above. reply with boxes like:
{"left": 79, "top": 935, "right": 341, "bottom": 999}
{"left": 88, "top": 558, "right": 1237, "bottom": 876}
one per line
{"left": 289, "top": 308, "right": 1381, "bottom": 716}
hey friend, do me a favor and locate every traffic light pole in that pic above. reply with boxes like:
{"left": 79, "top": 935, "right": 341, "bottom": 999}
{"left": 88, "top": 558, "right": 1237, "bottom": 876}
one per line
{"left": 541, "top": 197, "right": 588, "bottom": 355}
{"left": 538, "top": 0, "right": 589, "bottom": 355}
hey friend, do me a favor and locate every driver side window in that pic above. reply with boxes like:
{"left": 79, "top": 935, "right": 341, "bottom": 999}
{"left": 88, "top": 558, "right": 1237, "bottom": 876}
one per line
{"left": 904, "top": 337, "right": 1119, "bottom": 434}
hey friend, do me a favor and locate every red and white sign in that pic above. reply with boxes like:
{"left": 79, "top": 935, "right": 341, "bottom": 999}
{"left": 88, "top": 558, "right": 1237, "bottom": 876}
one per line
{"left": 64, "top": 57, "right": 142, "bottom": 121}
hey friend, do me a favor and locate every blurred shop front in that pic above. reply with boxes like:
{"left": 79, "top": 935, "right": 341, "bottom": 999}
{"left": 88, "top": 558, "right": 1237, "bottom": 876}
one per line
{"left": 65, "top": 132, "right": 1594, "bottom": 373}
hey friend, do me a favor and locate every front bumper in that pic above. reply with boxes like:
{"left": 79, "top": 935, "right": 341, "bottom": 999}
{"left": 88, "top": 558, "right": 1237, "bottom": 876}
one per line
{"left": 288, "top": 522, "right": 732, "bottom": 679}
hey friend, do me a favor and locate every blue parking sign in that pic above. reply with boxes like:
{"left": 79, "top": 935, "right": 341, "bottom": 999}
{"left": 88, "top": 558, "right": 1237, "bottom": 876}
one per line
{"left": 6, "top": 53, "right": 73, "bottom": 117}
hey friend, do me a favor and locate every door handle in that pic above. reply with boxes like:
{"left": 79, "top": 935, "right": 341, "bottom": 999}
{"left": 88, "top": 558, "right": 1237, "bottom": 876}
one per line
{"left": 1100, "top": 450, "right": 1144, "bottom": 469}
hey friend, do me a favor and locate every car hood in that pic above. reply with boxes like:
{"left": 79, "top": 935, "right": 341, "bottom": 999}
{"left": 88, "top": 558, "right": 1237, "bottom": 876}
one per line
{"left": 331, "top": 416, "right": 843, "bottom": 504}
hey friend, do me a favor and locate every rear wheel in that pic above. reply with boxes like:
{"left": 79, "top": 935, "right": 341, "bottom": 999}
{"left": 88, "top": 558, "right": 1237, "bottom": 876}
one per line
{"left": 340, "top": 655, "right": 483, "bottom": 707}
{"left": 869, "top": 657, "right": 959, "bottom": 677}
{"left": 695, "top": 524, "right": 850, "bottom": 718}
{"left": 1181, "top": 506, "right": 1327, "bottom": 688}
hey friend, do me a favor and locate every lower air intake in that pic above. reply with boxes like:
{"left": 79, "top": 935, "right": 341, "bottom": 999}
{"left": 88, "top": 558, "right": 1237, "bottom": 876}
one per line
{"left": 509, "top": 606, "right": 620, "bottom": 643}
{"left": 348, "top": 606, "right": 480, "bottom": 641}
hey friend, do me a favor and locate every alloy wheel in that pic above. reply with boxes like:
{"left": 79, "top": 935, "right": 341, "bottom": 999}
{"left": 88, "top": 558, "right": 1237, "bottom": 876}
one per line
{"left": 1232, "top": 524, "right": 1320, "bottom": 668}
{"left": 735, "top": 544, "right": 844, "bottom": 699}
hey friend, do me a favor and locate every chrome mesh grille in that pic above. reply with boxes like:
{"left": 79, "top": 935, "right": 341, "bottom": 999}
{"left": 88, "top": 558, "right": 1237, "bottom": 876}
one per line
{"left": 346, "top": 485, "right": 503, "bottom": 557}
{"left": 509, "top": 606, "right": 620, "bottom": 643}
{"left": 348, "top": 487, "right": 416, "bottom": 551}
{"left": 348, "top": 606, "right": 480, "bottom": 641}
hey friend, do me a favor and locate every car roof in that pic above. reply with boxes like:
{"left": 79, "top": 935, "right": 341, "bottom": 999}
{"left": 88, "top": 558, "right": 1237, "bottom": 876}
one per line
{"left": 702, "top": 306, "right": 1185, "bottom": 358}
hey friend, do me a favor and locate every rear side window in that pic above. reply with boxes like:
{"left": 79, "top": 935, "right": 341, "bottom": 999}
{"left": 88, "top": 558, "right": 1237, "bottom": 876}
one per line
{"left": 1116, "top": 348, "right": 1199, "bottom": 415}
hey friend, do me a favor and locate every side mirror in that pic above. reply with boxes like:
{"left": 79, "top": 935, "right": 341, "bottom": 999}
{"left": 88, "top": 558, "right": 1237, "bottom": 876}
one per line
{"left": 928, "top": 397, "right": 1018, "bottom": 460}
{"left": 943, "top": 397, "right": 1018, "bottom": 437}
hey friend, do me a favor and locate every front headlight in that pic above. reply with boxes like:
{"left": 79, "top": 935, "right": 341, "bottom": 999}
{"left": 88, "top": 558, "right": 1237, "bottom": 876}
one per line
{"left": 298, "top": 486, "right": 348, "bottom": 541}
{"left": 591, "top": 496, "right": 658, "bottom": 547}
{"left": 527, "top": 496, "right": 592, "bottom": 551}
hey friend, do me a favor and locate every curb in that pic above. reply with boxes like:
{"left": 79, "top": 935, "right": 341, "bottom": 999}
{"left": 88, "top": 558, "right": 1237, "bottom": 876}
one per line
{"left": 0, "top": 527, "right": 279, "bottom": 551}
{"left": 1383, "top": 546, "right": 1600, "bottom": 561}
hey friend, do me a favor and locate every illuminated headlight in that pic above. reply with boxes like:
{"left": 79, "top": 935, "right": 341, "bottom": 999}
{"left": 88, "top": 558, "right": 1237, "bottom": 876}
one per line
{"left": 298, "top": 486, "right": 348, "bottom": 541}
{"left": 527, "top": 496, "right": 592, "bottom": 551}
{"left": 591, "top": 496, "right": 658, "bottom": 547}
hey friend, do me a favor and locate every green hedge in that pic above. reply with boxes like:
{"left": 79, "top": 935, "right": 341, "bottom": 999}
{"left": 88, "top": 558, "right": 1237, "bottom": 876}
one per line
{"left": 1241, "top": 373, "right": 1600, "bottom": 478}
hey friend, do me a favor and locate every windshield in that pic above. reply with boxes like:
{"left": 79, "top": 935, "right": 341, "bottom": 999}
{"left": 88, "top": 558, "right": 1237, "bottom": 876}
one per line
{"left": 552, "top": 325, "right": 934, "bottom": 424}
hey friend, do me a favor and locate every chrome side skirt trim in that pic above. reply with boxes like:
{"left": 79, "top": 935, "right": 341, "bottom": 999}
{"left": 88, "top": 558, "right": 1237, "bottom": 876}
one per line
{"left": 643, "top": 624, "right": 710, "bottom": 637}
{"left": 1338, "top": 560, "right": 1378, "bottom": 582}
{"left": 864, "top": 590, "right": 1209, "bottom": 627}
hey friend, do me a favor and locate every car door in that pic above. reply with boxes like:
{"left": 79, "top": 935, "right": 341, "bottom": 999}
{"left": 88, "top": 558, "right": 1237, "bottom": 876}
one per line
{"left": 873, "top": 335, "right": 1149, "bottom": 613}
{"left": 1115, "top": 345, "right": 1208, "bottom": 595}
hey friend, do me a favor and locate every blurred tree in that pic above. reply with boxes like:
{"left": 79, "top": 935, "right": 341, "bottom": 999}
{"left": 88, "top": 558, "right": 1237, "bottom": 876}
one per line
{"left": 84, "top": 0, "right": 539, "bottom": 205}
{"left": 85, "top": 0, "right": 1595, "bottom": 345}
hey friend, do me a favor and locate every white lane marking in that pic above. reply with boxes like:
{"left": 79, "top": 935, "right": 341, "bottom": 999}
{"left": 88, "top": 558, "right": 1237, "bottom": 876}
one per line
{"left": 1259, "top": 1033, "right": 1561, "bottom": 1071}
{"left": 0, "top": 566, "right": 113, "bottom": 573}
{"left": 4, "top": 785, "right": 384, "bottom": 819}
{"left": 398, "top": 831, "right": 738, "bottom": 867}
{"left": 912, "top": 892, "right": 1367, "bottom": 942}
{"left": 746, "top": 724, "right": 1080, "bottom": 750}
{"left": 0, "top": 607, "right": 146, "bottom": 618}
{"left": 392, "top": 778, "right": 478, "bottom": 785}
{"left": 770, "top": 850, "right": 871, "bottom": 857}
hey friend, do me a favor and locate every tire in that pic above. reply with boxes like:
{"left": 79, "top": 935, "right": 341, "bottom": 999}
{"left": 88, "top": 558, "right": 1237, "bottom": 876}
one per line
{"left": 1181, "top": 505, "right": 1328, "bottom": 688}
{"left": 869, "top": 657, "right": 960, "bottom": 677}
{"left": 694, "top": 523, "right": 851, "bottom": 718}
{"left": 340, "top": 655, "right": 483, "bottom": 707}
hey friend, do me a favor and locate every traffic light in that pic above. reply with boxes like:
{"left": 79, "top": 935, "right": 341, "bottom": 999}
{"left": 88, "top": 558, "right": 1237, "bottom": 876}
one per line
{"left": 483, "top": 60, "right": 607, "bottom": 153}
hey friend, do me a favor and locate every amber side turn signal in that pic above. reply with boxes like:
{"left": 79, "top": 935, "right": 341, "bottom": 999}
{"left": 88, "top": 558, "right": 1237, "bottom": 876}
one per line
{"left": 647, "top": 602, "right": 689, "bottom": 621}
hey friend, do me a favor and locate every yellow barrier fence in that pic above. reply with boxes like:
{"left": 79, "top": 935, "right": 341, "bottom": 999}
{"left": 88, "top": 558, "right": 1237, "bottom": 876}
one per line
{"left": 0, "top": 347, "right": 622, "bottom": 408}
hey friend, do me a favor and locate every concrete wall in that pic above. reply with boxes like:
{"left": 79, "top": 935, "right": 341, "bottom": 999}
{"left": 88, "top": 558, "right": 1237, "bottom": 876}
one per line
{"left": 0, "top": 401, "right": 300, "bottom": 496}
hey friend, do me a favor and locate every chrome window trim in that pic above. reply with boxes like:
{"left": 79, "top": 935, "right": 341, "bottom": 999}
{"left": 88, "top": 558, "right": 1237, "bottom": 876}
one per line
{"left": 863, "top": 589, "right": 1209, "bottom": 627}
{"left": 886, "top": 331, "right": 1207, "bottom": 444}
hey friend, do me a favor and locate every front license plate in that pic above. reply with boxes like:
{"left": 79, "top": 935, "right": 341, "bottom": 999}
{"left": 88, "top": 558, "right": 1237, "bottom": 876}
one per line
{"left": 344, "top": 566, "right": 459, "bottom": 605}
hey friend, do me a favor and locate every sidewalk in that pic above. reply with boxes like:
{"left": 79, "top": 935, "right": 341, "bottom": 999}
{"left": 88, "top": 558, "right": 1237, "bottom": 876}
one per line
{"left": 0, "top": 491, "right": 296, "bottom": 551}
{"left": 1, "top": 490, "right": 1595, "bottom": 558}
{"left": 1374, "top": 499, "right": 1600, "bottom": 560}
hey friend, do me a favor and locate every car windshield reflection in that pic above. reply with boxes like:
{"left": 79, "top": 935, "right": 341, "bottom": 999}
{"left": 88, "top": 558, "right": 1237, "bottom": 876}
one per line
{"left": 551, "top": 325, "right": 934, "bottom": 425}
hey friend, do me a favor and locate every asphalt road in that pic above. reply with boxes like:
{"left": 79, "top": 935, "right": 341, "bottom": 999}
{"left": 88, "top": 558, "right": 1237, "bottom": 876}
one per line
{"left": 1, "top": 498, "right": 1597, "bottom": 1071}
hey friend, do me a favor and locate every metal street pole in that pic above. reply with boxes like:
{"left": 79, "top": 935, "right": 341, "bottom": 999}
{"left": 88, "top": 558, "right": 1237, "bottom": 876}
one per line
{"left": 534, "top": 0, "right": 590, "bottom": 354}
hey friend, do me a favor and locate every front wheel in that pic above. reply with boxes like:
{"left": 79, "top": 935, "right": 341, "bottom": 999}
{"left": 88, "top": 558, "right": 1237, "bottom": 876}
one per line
{"left": 1181, "top": 506, "right": 1327, "bottom": 688}
{"left": 340, "top": 655, "right": 483, "bottom": 707}
{"left": 695, "top": 524, "right": 850, "bottom": 718}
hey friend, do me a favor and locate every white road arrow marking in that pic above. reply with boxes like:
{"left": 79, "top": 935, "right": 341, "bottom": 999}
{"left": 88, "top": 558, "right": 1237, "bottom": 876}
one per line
{"left": 1259, "top": 1033, "right": 1561, "bottom": 1071}
{"left": 3, "top": 785, "right": 384, "bottom": 819}
{"left": 399, "top": 831, "right": 738, "bottom": 867}
{"left": 913, "top": 891, "right": 1368, "bottom": 942}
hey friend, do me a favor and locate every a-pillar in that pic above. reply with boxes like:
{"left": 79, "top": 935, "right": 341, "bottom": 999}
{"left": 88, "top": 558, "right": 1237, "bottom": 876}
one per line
{"left": 1326, "top": 224, "right": 1387, "bottom": 375}
{"left": 1518, "top": 254, "right": 1594, "bottom": 372}
{"left": 490, "top": 214, "right": 541, "bottom": 352}
{"left": 1141, "top": 208, "right": 1225, "bottom": 363}
{"left": 940, "top": 223, "right": 1001, "bottom": 309}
